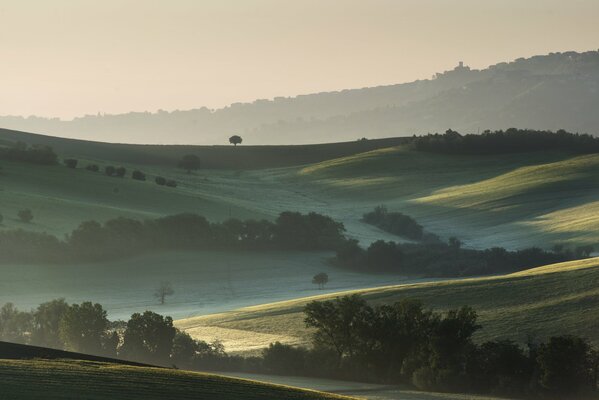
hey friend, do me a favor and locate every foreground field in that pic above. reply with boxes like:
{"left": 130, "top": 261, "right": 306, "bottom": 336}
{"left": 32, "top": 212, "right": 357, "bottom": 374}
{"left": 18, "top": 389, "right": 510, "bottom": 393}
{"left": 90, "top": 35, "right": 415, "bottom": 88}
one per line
{"left": 0, "top": 359, "right": 352, "bottom": 400}
{"left": 177, "top": 257, "right": 599, "bottom": 353}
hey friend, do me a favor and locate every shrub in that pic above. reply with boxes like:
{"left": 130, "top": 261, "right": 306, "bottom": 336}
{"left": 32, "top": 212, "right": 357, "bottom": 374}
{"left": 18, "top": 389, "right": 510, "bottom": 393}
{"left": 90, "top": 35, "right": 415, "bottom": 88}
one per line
{"left": 155, "top": 176, "right": 166, "bottom": 185}
{"left": 104, "top": 166, "right": 116, "bottom": 176}
{"left": 114, "top": 167, "right": 126, "bottom": 178}
{"left": 165, "top": 180, "right": 177, "bottom": 188}
{"left": 131, "top": 170, "right": 146, "bottom": 181}
{"left": 63, "top": 159, "right": 78, "bottom": 169}
{"left": 86, "top": 164, "right": 99, "bottom": 172}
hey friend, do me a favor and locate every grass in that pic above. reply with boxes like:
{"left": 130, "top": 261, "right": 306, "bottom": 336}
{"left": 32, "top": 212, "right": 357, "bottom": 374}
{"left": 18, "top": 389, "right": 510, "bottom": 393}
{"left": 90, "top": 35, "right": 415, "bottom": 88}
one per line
{"left": 176, "top": 257, "right": 599, "bottom": 353}
{"left": 0, "top": 359, "right": 353, "bottom": 400}
{"left": 0, "top": 250, "right": 402, "bottom": 321}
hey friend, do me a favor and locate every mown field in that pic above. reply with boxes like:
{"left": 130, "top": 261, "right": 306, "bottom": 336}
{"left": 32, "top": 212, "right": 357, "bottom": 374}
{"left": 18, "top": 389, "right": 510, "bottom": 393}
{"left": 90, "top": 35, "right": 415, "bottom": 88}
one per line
{"left": 176, "top": 257, "right": 599, "bottom": 353}
{"left": 0, "top": 359, "right": 352, "bottom": 400}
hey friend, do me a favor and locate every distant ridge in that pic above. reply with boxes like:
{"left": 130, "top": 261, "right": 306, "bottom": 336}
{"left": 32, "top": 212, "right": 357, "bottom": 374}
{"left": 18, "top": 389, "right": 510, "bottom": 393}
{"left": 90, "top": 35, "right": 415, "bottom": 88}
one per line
{"left": 1, "top": 50, "right": 598, "bottom": 145}
{"left": 0, "top": 127, "right": 408, "bottom": 169}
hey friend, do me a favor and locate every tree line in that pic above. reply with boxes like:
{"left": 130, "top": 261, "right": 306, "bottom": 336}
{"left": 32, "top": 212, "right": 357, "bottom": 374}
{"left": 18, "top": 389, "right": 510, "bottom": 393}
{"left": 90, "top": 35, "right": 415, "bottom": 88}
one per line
{"left": 1, "top": 295, "right": 595, "bottom": 399}
{"left": 411, "top": 128, "right": 599, "bottom": 155}
{"left": 335, "top": 237, "right": 585, "bottom": 276}
{"left": 0, "top": 142, "right": 58, "bottom": 165}
{"left": 0, "top": 211, "right": 346, "bottom": 263}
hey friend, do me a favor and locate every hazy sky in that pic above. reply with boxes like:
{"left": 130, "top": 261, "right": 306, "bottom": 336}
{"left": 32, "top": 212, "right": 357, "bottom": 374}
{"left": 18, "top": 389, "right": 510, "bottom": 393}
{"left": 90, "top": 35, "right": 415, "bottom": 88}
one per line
{"left": 0, "top": 0, "right": 598, "bottom": 119}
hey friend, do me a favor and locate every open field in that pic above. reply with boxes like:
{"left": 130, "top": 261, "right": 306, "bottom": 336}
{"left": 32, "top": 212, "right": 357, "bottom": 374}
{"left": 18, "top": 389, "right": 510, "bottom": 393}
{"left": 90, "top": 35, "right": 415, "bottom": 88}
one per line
{"left": 0, "top": 251, "right": 408, "bottom": 321}
{"left": 0, "top": 359, "right": 353, "bottom": 400}
{"left": 176, "top": 257, "right": 599, "bottom": 353}
{"left": 3, "top": 126, "right": 599, "bottom": 248}
{"left": 0, "top": 127, "right": 407, "bottom": 169}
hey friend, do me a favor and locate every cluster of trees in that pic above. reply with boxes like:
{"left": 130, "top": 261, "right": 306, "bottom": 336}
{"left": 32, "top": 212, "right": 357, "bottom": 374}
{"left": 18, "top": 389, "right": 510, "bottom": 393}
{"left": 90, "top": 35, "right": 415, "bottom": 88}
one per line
{"left": 0, "top": 211, "right": 346, "bottom": 263}
{"left": 0, "top": 142, "right": 58, "bottom": 165}
{"left": 2, "top": 295, "right": 597, "bottom": 398}
{"left": 362, "top": 206, "right": 427, "bottom": 241}
{"left": 335, "top": 238, "right": 579, "bottom": 276}
{"left": 262, "top": 295, "right": 598, "bottom": 399}
{"left": 411, "top": 128, "right": 599, "bottom": 155}
{"left": 0, "top": 300, "right": 224, "bottom": 367}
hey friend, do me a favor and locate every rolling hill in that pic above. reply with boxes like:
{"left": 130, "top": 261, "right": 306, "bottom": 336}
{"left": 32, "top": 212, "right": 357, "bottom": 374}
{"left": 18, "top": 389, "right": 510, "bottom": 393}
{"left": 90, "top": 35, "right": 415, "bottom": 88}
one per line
{"left": 0, "top": 359, "right": 352, "bottom": 400}
{"left": 175, "top": 257, "right": 599, "bottom": 354}
{"left": 0, "top": 50, "right": 597, "bottom": 144}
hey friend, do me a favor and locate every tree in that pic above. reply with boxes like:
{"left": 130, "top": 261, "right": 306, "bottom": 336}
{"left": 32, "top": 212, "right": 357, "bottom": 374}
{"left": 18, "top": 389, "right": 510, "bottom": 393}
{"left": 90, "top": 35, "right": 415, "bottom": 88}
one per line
{"left": 120, "top": 311, "right": 177, "bottom": 365}
{"left": 64, "top": 159, "right": 78, "bottom": 169}
{"left": 171, "top": 330, "right": 199, "bottom": 369}
{"left": 155, "top": 281, "right": 174, "bottom": 305}
{"left": 155, "top": 176, "right": 167, "bottom": 185}
{"left": 59, "top": 302, "right": 109, "bottom": 354}
{"left": 0, "top": 303, "right": 32, "bottom": 343}
{"left": 132, "top": 170, "right": 146, "bottom": 181}
{"left": 18, "top": 209, "right": 33, "bottom": 223}
{"left": 86, "top": 164, "right": 99, "bottom": 172}
{"left": 304, "top": 294, "right": 371, "bottom": 363}
{"left": 165, "top": 179, "right": 177, "bottom": 188}
{"left": 178, "top": 154, "right": 201, "bottom": 173}
{"left": 31, "top": 298, "right": 70, "bottom": 349}
{"left": 312, "top": 272, "right": 329, "bottom": 289}
{"left": 536, "top": 336, "right": 597, "bottom": 397}
{"left": 229, "top": 135, "right": 242, "bottom": 146}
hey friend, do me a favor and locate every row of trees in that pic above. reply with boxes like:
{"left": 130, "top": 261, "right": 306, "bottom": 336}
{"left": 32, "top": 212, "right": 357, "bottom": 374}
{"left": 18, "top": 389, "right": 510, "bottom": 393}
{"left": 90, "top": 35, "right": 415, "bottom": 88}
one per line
{"left": 362, "top": 206, "right": 426, "bottom": 241}
{"left": 335, "top": 238, "right": 579, "bottom": 276}
{"left": 0, "top": 211, "right": 347, "bottom": 263}
{"left": 2, "top": 295, "right": 595, "bottom": 398}
{"left": 0, "top": 142, "right": 58, "bottom": 165}
{"left": 0, "top": 299, "right": 223, "bottom": 366}
{"left": 265, "top": 295, "right": 598, "bottom": 399}
{"left": 411, "top": 128, "right": 599, "bottom": 155}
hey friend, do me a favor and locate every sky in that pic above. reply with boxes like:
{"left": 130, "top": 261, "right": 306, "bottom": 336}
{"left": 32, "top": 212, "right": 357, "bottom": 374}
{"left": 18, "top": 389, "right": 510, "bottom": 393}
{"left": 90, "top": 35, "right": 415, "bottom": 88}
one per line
{"left": 0, "top": 0, "right": 598, "bottom": 119}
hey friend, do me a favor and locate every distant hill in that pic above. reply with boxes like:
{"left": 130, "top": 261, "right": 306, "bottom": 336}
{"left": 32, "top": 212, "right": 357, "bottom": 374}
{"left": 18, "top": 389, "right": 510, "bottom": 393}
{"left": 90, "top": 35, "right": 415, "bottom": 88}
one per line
{"left": 0, "top": 127, "right": 406, "bottom": 169}
{"left": 1, "top": 50, "right": 598, "bottom": 144}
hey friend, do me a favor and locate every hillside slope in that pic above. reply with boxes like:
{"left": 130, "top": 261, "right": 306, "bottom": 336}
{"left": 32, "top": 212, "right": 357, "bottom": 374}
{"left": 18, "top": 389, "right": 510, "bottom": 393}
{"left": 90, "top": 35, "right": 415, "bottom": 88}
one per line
{"left": 0, "top": 51, "right": 597, "bottom": 144}
{"left": 176, "top": 257, "right": 599, "bottom": 353}
{"left": 0, "top": 359, "right": 352, "bottom": 400}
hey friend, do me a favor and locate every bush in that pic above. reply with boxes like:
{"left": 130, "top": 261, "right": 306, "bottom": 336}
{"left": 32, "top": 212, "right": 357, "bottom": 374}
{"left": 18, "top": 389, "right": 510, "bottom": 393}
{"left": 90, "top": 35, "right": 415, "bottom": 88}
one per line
{"left": 155, "top": 176, "right": 166, "bottom": 185}
{"left": 165, "top": 180, "right": 177, "bottom": 188}
{"left": 86, "top": 164, "right": 99, "bottom": 172}
{"left": 18, "top": 209, "right": 33, "bottom": 223}
{"left": 131, "top": 170, "right": 146, "bottom": 181}
{"left": 63, "top": 159, "right": 78, "bottom": 169}
{"left": 104, "top": 166, "right": 116, "bottom": 176}
{"left": 114, "top": 167, "right": 126, "bottom": 178}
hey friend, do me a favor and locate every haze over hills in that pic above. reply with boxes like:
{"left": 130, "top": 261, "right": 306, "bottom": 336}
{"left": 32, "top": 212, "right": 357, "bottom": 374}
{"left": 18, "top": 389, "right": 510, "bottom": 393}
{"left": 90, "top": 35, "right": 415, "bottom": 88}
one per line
{"left": 1, "top": 50, "right": 598, "bottom": 145}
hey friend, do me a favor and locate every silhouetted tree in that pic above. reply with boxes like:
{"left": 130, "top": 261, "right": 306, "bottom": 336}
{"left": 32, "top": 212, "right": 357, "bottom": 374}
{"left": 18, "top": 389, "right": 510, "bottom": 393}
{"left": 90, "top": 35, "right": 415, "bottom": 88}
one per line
{"left": 536, "top": 336, "right": 597, "bottom": 397}
{"left": 229, "top": 135, "right": 242, "bottom": 146}
{"left": 155, "top": 281, "right": 174, "bottom": 305}
{"left": 59, "top": 302, "right": 109, "bottom": 354}
{"left": 31, "top": 298, "right": 69, "bottom": 349}
{"left": 120, "top": 311, "right": 177, "bottom": 365}
{"left": 312, "top": 272, "right": 329, "bottom": 289}
{"left": 178, "top": 154, "right": 201, "bottom": 173}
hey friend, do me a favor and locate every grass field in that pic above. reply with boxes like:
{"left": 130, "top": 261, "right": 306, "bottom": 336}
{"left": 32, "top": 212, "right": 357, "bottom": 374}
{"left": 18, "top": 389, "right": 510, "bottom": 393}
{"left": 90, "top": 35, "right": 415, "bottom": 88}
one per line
{"left": 0, "top": 359, "right": 353, "bottom": 400}
{"left": 176, "top": 257, "right": 599, "bottom": 353}
{"left": 0, "top": 251, "right": 406, "bottom": 321}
